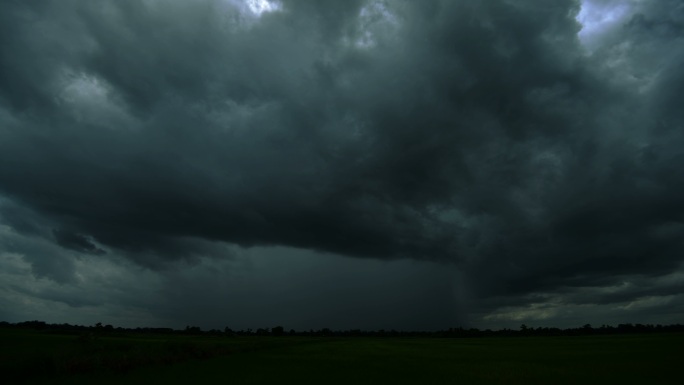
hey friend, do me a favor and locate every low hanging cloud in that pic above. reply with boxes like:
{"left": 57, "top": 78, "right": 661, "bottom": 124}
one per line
{"left": 1, "top": 0, "right": 683, "bottom": 327}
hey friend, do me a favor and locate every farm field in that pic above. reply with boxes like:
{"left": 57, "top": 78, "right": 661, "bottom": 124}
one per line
{"left": 3, "top": 329, "right": 682, "bottom": 384}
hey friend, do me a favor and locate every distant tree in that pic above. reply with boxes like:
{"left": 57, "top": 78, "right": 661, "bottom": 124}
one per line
{"left": 272, "top": 326, "right": 284, "bottom": 336}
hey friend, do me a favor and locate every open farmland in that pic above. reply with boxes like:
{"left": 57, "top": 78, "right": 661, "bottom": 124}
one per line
{"left": 3, "top": 329, "right": 682, "bottom": 385}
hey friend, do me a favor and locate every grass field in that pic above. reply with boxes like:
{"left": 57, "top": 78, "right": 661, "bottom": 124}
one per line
{"left": 3, "top": 329, "right": 682, "bottom": 384}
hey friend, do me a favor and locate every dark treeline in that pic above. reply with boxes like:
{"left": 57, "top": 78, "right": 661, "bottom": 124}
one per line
{"left": 2, "top": 320, "right": 683, "bottom": 338}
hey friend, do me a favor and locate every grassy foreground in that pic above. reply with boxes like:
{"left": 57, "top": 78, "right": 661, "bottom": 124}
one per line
{"left": 3, "top": 329, "right": 682, "bottom": 384}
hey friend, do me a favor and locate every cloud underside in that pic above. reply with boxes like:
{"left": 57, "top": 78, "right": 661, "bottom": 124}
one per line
{"left": 1, "top": 0, "right": 683, "bottom": 326}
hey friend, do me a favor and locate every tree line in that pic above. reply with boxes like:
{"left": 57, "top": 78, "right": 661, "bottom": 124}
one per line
{"left": 2, "top": 320, "right": 683, "bottom": 338}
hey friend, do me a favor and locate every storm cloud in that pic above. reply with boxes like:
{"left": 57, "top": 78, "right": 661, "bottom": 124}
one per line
{"left": 1, "top": 0, "right": 683, "bottom": 329}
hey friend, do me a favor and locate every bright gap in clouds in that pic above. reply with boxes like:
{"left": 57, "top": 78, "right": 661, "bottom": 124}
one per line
{"left": 576, "top": 0, "right": 633, "bottom": 48}
{"left": 247, "top": 0, "right": 280, "bottom": 16}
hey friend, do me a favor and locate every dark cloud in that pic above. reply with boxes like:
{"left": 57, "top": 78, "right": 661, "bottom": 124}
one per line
{"left": 0, "top": 0, "right": 683, "bottom": 328}
{"left": 52, "top": 228, "right": 106, "bottom": 255}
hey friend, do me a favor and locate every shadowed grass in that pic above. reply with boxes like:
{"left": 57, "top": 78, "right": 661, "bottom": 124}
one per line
{"left": 3, "top": 329, "right": 681, "bottom": 384}
{"left": 1, "top": 329, "right": 308, "bottom": 384}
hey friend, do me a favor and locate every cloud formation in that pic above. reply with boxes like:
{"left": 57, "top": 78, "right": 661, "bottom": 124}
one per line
{"left": 1, "top": 0, "right": 683, "bottom": 328}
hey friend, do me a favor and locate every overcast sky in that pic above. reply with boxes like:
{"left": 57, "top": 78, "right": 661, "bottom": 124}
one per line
{"left": 1, "top": 0, "right": 683, "bottom": 331}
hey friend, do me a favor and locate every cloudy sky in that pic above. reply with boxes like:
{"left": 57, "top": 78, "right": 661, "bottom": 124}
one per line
{"left": 1, "top": 0, "right": 683, "bottom": 331}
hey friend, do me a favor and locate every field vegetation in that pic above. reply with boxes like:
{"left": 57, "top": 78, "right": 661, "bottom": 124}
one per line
{"left": 2, "top": 322, "right": 682, "bottom": 384}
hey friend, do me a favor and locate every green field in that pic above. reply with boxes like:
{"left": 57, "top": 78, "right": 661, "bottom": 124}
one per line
{"left": 3, "top": 329, "right": 682, "bottom": 384}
